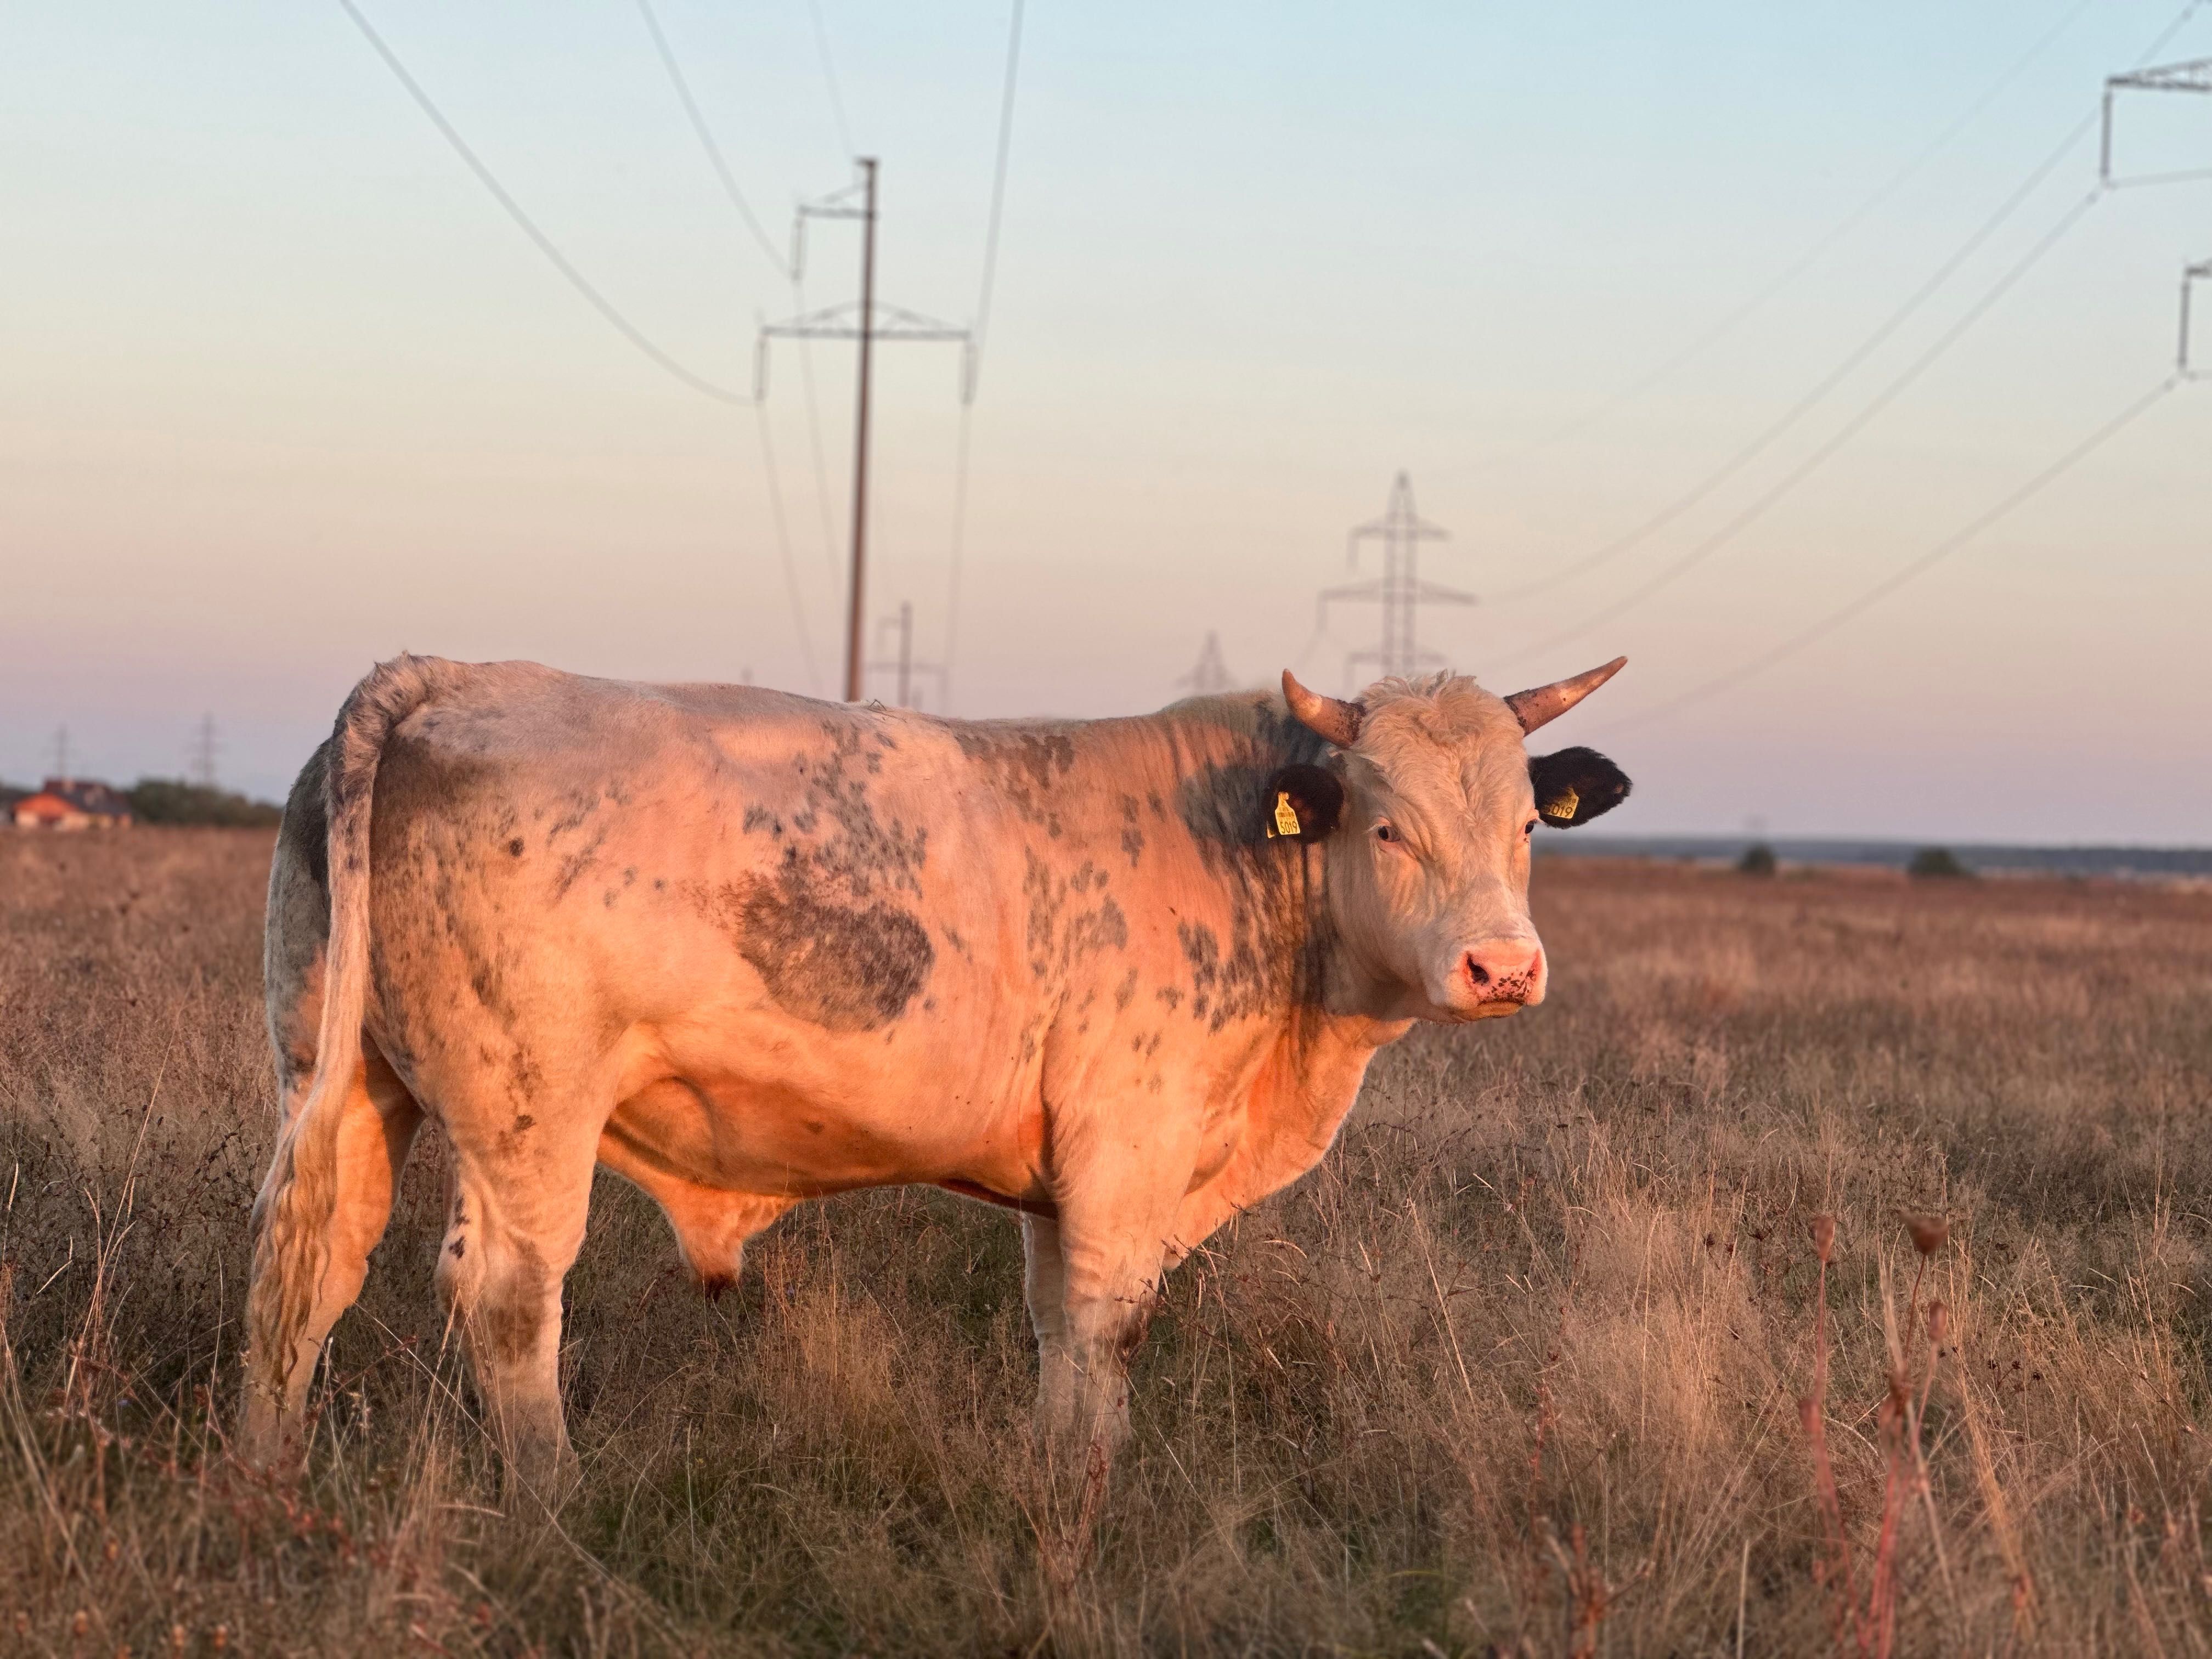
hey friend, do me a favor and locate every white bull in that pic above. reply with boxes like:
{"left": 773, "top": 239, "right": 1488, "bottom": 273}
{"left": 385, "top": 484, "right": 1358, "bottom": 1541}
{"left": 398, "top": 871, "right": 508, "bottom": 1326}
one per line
{"left": 242, "top": 655, "right": 1630, "bottom": 1491}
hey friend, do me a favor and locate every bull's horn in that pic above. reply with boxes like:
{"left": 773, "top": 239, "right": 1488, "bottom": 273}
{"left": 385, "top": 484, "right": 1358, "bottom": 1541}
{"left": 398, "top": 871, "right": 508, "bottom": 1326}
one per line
{"left": 1504, "top": 656, "right": 1628, "bottom": 735}
{"left": 1282, "top": 670, "right": 1363, "bottom": 748}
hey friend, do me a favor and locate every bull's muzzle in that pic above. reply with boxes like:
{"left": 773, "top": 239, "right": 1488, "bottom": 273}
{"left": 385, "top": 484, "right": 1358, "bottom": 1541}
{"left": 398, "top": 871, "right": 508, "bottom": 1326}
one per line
{"left": 1452, "top": 936, "right": 1546, "bottom": 1017}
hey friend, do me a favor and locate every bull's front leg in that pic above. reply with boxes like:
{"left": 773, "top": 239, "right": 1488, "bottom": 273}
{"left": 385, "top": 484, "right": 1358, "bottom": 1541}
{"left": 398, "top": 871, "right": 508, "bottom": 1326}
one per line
{"left": 1020, "top": 1131, "right": 1193, "bottom": 1500}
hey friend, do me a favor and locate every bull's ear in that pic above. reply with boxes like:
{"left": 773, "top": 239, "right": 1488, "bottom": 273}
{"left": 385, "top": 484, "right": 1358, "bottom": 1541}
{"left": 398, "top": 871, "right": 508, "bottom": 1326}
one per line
{"left": 1528, "top": 747, "right": 1630, "bottom": 828}
{"left": 1262, "top": 764, "right": 1344, "bottom": 842}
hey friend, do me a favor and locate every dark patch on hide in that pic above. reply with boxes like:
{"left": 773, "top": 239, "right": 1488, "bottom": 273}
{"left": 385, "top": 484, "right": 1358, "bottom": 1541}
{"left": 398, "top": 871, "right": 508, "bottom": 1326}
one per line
{"left": 480, "top": 1240, "right": 551, "bottom": 1364}
{"left": 280, "top": 740, "right": 334, "bottom": 893}
{"left": 1156, "top": 705, "right": 1338, "bottom": 1031}
{"left": 1021, "top": 850, "right": 1130, "bottom": 982}
{"left": 1177, "top": 918, "right": 1289, "bottom": 1033}
{"left": 781, "top": 724, "right": 929, "bottom": 899}
{"left": 952, "top": 725, "right": 1080, "bottom": 827}
{"left": 551, "top": 825, "right": 608, "bottom": 901}
{"left": 718, "top": 864, "right": 934, "bottom": 1032}
{"left": 1117, "top": 795, "right": 1147, "bottom": 867}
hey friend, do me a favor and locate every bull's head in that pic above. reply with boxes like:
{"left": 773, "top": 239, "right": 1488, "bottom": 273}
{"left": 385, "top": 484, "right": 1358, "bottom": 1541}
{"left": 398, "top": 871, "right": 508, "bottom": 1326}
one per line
{"left": 1277, "top": 661, "right": 1630, "bottom": 1022}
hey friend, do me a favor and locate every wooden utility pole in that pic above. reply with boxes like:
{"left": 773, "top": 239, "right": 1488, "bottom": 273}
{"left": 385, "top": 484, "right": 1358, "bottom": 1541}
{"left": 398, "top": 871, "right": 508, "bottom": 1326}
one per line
{"left": 760, "top": 159, "right": 968, "bottom": 703}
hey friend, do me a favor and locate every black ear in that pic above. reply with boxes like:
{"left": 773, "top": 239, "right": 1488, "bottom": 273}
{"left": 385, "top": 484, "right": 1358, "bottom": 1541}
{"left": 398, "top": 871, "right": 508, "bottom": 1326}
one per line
{"left": 1262, "top": 764, "right": 1344, "bottom": 842}
{"left": 1528, "top": 747, "right": 1630, "bottom": 828}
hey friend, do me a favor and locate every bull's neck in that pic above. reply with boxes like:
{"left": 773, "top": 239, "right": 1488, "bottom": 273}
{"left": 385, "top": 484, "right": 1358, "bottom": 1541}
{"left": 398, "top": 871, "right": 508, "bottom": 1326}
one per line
{"left": 1126, "top": 695, "right": 1392, "bottom": 1048}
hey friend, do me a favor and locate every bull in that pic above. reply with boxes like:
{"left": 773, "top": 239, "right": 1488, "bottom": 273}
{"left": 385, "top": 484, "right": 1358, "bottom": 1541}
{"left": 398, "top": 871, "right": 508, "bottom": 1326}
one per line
{"left": 241, "top": 654, "right": 1630, "bottom": 1492}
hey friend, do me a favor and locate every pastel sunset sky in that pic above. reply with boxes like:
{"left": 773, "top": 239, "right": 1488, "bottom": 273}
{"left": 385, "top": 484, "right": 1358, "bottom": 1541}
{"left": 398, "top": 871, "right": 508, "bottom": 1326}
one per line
{"left": 5, "top": 1, "right": 2208, "bottom": 839}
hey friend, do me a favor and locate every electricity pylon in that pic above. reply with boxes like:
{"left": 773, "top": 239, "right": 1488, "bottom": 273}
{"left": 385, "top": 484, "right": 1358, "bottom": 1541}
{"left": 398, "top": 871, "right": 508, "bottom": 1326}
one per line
{"left": 190, "top": 713, "right": 219, "bottom": 789}
{"left": 2182, "top": 257, "right": 2211, "bottom": 375}
{"left": 2101, "top": 57, "right": 2212, "bottom": 183}
{"left": 1315, "top": 473, "right": 1474, "bottom": 690}
{"left": 1176, "top": 631, "right": 1236, "bottom": 696}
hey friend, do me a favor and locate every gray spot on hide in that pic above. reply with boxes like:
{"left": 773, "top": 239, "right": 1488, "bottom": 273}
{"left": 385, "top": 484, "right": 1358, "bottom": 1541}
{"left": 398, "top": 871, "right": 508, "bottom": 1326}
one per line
{"left": 719, "top": 866, "right": 934, "bottom": 1032}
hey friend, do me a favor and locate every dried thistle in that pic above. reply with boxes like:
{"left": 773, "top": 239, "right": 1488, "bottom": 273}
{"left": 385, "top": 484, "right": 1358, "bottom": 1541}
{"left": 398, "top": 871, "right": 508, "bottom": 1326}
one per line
{"left": 1810, "top": 1214, "right": 1836, "bottom": 1264}
{"left": 1906, "top": 1214, "right": 1950, "bottom": 1256}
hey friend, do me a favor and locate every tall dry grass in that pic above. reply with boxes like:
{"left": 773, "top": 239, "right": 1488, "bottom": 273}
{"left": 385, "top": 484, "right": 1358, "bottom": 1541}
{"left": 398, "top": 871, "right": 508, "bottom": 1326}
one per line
{"left": 3, "top": 829, "right": 2211, "bottom": 1655}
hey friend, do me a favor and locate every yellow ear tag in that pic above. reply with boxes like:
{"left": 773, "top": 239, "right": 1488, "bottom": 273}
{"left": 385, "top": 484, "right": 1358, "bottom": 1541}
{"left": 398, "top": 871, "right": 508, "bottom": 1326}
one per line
{"left": 1542, "top": 787, "right": 1580, "bottom": 823}
{"left": 1271, "top": 791, "right": 1302, "bottom": 838}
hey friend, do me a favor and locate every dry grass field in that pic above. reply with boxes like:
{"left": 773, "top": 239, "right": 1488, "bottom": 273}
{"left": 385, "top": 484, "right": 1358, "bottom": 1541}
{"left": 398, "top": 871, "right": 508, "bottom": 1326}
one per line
{"left": 4, "top": 828, "right": 2212, "bottom": 1656}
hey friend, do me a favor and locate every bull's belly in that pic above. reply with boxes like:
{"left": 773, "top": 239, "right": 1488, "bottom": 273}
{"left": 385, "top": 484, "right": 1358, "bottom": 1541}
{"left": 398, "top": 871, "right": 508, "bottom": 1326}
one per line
{"left": 601, "top": 1032, "right": 1045, "bottom": 1205}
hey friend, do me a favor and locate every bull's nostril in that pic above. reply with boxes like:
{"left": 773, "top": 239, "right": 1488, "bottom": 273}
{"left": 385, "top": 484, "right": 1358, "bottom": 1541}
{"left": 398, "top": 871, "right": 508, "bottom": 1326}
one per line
{"left": 1465, "top": 956, "right": 1489, "bottom": 987}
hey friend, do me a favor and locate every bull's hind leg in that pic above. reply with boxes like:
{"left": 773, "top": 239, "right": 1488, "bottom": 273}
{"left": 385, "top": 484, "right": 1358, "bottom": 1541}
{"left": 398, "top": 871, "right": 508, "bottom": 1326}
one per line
{"left": 242, "top": 1043, "right": 422, "bottom": 1468}
{"left": 433, "top": 1099, "right": 602, "bottom": 1501}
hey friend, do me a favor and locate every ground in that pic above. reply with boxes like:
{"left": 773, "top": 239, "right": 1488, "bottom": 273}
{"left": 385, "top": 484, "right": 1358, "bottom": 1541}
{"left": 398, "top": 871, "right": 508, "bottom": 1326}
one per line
{"left": 3, "top": 828, "right": 2210, "bottom": 1656}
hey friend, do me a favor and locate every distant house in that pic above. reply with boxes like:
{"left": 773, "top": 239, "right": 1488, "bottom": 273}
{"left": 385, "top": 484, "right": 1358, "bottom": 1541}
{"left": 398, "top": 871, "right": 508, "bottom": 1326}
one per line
{"left": 13, "top": 777, "right": 133, "bottom": 831}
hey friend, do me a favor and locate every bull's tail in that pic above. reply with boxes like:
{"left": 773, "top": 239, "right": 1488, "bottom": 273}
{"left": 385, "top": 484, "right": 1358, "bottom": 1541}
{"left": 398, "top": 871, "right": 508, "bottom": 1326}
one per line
{"left": 243, "top": 654, "right": 455, "bottom": 1462}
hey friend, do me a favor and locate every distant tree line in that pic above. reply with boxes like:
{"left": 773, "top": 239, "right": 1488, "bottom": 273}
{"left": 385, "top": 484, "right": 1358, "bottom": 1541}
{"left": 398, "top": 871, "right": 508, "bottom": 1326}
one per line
{"left": 4, "top": 777, "right": 285, "bottom": 828}
{"left": 123, "top": 778, "right": 284, "bottom": 827}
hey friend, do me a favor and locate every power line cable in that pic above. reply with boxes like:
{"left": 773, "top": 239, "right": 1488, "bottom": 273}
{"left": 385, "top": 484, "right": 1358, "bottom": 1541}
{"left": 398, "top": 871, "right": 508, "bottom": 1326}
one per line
{"left": 337, "top": 0, "right": 828, "bottom": 681}
{"left": 1594, "top": 373, "right": 2186, "bottom": 735}
{"left": 1492, "top": 0, "right": 2207, "bottom": 610}
{"left": 334, "top": 0, "right": 752, "bottom": 405}
{"left": 968, "top": 0, "right": 1025, "bottom": 398}
{"left": 1498, "top": 0, "right": 2102, "bottom": 466}
{"left": 634, "top": 0, "right": 791, "bottom": 277}
{"left": 751, "top": 397, "right": 826, "bottom": 693}
{"left": 806, "top": 0, "right": 856, "bottom": 158}
{"left": 1490, "top": 112, "right": 2101, "bottom": 608}
{"left": 939, "top": 0, "right": 1027, "bottom": 710}
{"left": 793, "top": 271, "right": 846, "bottom": 610}
{"left": 629, "top": 0, "right": 837, "bottom": 674}
{"left": 1503, "top": 183, "right": 2106, "bottom": 668}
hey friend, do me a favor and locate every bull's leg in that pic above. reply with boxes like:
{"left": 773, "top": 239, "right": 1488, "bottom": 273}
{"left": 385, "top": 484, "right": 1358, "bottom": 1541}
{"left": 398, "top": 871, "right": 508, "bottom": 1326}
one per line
{"left": 241, "top": 1045, "right": 422, "bottom": 1469}
{"left": 1019, "top": 1214, "right": 1071, "bottom": 1430}
{"left": 1029, "top": 1162, "right": 1186, "bottom": 1494}
{"left": 434, "top": 1119, "right": 599, "bottom": 1502}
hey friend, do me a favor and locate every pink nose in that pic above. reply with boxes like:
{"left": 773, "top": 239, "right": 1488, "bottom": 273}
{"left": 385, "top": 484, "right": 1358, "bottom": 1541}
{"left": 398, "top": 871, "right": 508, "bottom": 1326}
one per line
{"left": 1463, "top": 938, "right": 1544, "bottom": 1003}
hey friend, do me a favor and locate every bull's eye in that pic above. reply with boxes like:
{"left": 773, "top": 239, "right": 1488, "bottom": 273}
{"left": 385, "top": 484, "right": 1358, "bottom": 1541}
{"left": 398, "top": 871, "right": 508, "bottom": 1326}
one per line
{"left": 1523, "top": 818, "right": 1538, "bottom": 838}
{"left": 1374, "top": 823, "right": 1399, "bottom": 844}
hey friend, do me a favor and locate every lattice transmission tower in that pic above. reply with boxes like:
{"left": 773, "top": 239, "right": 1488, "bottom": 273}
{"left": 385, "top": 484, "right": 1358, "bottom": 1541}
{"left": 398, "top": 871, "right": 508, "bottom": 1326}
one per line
{"left": 2101, "top": 56, "right": 2212, "bottom": 183}
{"left": 1316, "top": 472, "right": 1474, "bottom": 690}
{"left": 2184, "top": 257, "right": 2211, "bottom": 374}
{"left": 190, "top": 713, "right": 220, "bottom": 788}
{"left": 1176, "top": 631, "right": 1236, "bottom": 696}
